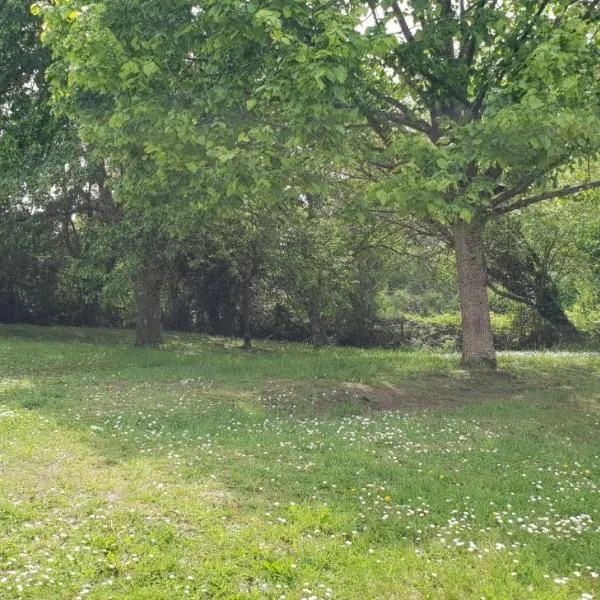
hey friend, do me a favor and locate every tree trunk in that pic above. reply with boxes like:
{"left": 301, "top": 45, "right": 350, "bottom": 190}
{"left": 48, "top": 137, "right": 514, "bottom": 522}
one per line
{"left": 452, "top": 220, "right": 497, "bottom": 368}
{"left": 134, "top": 261, "right": 163, "bottom": 346}
{"left": 240, "top": 281, "right": 252, "bottom": 350}
{"left": 206, "top": 302, "right": 220, "bottom": 335}
{"left": 535, "top": 289, "right": 582, "bottom": 343}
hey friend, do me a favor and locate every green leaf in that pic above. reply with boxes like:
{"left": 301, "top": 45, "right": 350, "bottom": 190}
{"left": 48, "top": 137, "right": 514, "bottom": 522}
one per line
{"left": 332, "top": 65, "right": 347, "bottom": 83}
{"left": 142, "top": 61, "right": 159, "bottom": 77}
{"left": 459, "top": 208, "right": 473, "bottom": 223}
{"left": 254, "top": 8, "right": 282, "bottom": 30}
{"left": 212, "top": 147, "right": 237, "bottom": 164}
{"left": 108, "top": 113, "right": 125, "bottom": 129}
{"left": 120, "top": 60, "right": 140, "bottom": 78}
{"left": 525, "top": 94, "right": 544, "bottom": 110}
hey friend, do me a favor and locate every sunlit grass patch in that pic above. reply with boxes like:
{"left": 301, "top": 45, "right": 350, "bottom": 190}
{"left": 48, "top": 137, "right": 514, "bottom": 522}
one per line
{"left": 1, "top": 326, "right": 599, "bottom": 599}
{"left": 0, "top": 378, "right": 34, "bottom": 394}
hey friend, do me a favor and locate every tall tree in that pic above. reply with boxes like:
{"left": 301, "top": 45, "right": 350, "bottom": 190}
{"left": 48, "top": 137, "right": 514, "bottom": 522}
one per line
{"left": 39, "top": 0, "right": 600, "bottom": 365}
{"left": 337, "top": 0, "right": 600, "bottom": 366}
{"left": 1, "top": 0, "right": 100, "bottom": 326}
{"left": 37, "top": 0, "right": 304, "bottom": 344}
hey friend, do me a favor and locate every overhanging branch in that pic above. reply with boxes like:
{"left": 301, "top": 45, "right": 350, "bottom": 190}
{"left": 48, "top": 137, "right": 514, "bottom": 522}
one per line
{"left": 494, "top": 180, "right": 600, "bottom": 215}
{"left": 366, "top": 88, "right": 432, "bottom": 134}
{"left": 487, "top": 281, "right": 530, "bottom": 306}
{"left": 490, "top": 156, "right": 568, "bottom": 209}
{"left": 384, "top": 110, "right": 432, "bottom": 134}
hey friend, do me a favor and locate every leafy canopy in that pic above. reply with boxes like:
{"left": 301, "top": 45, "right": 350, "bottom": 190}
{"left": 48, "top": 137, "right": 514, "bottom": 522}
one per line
{"left": 37, "top": 0, "right": 600, "bottom": 222}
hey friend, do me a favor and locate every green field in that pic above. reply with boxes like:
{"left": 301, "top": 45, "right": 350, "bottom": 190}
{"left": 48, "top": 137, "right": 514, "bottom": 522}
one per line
{"left": 1, "top": 325, "right": 599, "bottom": 599}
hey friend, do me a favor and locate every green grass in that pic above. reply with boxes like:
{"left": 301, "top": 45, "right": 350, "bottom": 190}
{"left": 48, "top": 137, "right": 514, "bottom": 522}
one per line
{"left": 1, "top": 324, "right": 599, "bottom": 599}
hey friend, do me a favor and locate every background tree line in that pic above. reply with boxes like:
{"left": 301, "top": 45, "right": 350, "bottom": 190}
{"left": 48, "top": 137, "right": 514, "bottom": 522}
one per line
{"left": 1, "top": 0, "right": 599, "bottom": 363}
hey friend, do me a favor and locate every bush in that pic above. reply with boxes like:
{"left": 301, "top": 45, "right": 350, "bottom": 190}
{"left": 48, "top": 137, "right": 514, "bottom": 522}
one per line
{"left": 362, "top": 309, "right": 583, "bottom": 351}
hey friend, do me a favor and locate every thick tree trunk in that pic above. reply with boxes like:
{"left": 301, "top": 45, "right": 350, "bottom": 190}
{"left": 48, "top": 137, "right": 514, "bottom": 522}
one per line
{"left": 452, "top": 220, "right": 497, "bottom": 368}
{"left": 134, "top": 261, "right": 163, "bottom": 346}
{"left": 240, "top": 281, "right": 252, "bottom": 350}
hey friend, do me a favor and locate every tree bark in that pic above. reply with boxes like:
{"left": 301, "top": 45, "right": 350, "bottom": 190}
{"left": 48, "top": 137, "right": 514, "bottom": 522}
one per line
{"left": 535, "top": 288, "right": 582, "bottom": 343}
{"left": 134, "top": 260, "right": 163, "bottom": 346}
{"left": 452, "top": 220, "right": 497, "bottom": 368}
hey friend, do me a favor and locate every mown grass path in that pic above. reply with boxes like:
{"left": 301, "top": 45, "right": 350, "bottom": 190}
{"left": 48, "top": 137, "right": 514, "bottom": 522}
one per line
{"left": 1, "top": 325, "right": 599, "bottom": 599}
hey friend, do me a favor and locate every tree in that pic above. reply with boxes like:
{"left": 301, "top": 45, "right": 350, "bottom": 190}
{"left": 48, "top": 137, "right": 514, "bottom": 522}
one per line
{"left": 249, "top": 0, "right": 600, "bottom": 365}
{"left": 37, "top": 0, "right": 305, "bottom": 344}
{"left": 485, "top": 215, "right": 581, "bottom": 342}
{"left": 0, "top": 0, "right": 109, "bottom": 327}
{"left": 174, "top": 198, "right": 286, "bottom": 349}
{"left": 511, "top": 190, "right": 600, "bottom": 338}
{"left": 277, "top": 195, "right": 357, "bottom": 347}
{"left": 337, "top": 0, "right": 600, "bottom": 366}
{"left": 39, "top": 0, "right": 600, "bottom": 365}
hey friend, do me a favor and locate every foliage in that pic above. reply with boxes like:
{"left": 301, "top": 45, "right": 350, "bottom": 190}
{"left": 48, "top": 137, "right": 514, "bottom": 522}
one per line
{"left": 38, "top": 0, "right": 600, "bottom": 216}
{"left": 0, "top": 0, "right": 58, "bottom": 190}
{"left": 485, "top": 214, "right": 581, "bottom": 341}
{"left": 0, "top": 0, "right": 598, "bottom": 355}
{"left": 488, "top": 193, "right": 600, "bottom": 342}
{"left": 35, "top": 0, "right": 600, "bottom": 364}
{"left": 0, "top": 202, "right": 61, "bottom": 324}
{"left": 275, "top": 197, "right": 359, "bottom": 346}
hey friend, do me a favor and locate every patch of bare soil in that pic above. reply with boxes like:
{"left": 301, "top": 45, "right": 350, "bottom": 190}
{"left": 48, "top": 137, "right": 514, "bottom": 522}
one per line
{"left": 334, "top": 372, "right": 523, "bottom": 412}
{"left": 258, "top": 371, "right": 527, "bottom": 415}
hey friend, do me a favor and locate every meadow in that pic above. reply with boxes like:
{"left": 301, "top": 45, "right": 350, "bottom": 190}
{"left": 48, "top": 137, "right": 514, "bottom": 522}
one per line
{"left": 1, "top": 325, "right": 599, "bottom": 599}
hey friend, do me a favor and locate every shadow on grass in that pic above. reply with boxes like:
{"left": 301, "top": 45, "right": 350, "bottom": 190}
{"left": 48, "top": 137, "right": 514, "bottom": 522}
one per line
{"left": 3, "top": 330, "right": 600, "bottom": 599}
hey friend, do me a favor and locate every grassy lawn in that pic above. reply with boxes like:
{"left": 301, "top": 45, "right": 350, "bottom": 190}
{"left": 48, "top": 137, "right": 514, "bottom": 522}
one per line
{"left": 1, "top": 325, "right": 599, "bottom": 599}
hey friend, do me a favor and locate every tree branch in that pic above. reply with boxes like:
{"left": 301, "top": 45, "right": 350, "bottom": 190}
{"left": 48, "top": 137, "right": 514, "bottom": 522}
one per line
{"left": 491, "top": 175, "right": 539, "bottom": 208}
{"left": 367, "top": 87, "right": 417, "bottom": 117}
{"left": 490, "top": 156, "right": 567, "bottom": 209}
{"left": 487, "top": 281, "right": 531, "bottom": 306}
{"left": 366, "top": 0, "right": 383, "bottom": 26}
{"left": 383, "top": 110, "right": 432, "bottom": 134}
{"left": 366, "top": 88, "right": 432, "bottom": 134}
{"left": 391, "top": 1, "right": 414, "bottom": 43}
{"left": 494, "top": 180, "right": 600, "bottom": 215}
